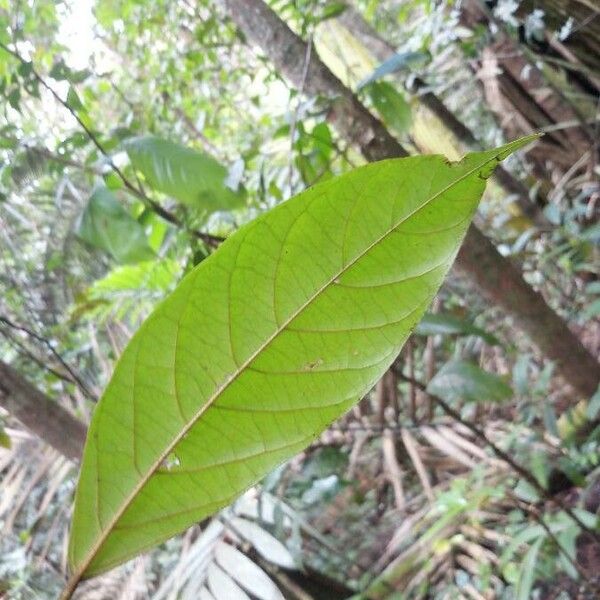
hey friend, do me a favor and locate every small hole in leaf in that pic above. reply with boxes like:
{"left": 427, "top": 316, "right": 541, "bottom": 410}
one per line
{"left": 161, "top": 453, "right": 181, "bottom": 471}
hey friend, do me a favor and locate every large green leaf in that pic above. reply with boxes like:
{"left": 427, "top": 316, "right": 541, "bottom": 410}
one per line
{"left": 67, "top": 140, "right": 529, "bottom": 583}
{"left": 124, "top": 135, "right": 245, "bottom": 213}
{"left": 77, "top": 186, "right": 155, "bottom": 264}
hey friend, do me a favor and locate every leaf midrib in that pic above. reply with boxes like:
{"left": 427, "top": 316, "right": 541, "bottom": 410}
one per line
{"left": 74, "top": 154, "right": 492, "bottom": 579}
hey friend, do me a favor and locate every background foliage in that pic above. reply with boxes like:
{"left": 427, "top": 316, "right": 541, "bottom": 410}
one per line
{"left": 0, "top": 0, "right": 598, "bottom": 598}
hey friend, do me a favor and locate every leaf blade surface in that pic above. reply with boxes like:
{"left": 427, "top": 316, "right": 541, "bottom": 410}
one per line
{"left": 124, "top": 135, "right": 244, "bottom": 212}
{"left": 69, "top": 140, "right": 530, "bottom": 578}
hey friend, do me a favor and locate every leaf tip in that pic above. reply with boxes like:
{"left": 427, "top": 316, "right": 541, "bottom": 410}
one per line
{"left": 475, "top": 134, "right": 542, "bottom": 181}
{"left": 493, "top": 133, "right": 542, "bottom": 162}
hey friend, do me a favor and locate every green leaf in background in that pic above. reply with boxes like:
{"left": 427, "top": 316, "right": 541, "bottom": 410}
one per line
{"left": 512, "top": 354, "right": 531, "bottom": 395}
{"left": 0, "top": 423, "right": 11, "bottom": 449}
{"left": 76, "top": 186, "right": 155, "bottom": 264}
{"left": 583, "top": 298, "right": 600, "bottom": 321}
{"left": 89, "top": 260, "right": 180, "bottom": 297}
{"left": 365, "top": 81, "right": 412, "bottom": 136}
{"left": 73, "top": 260, "right": 182, "bottom": 323}
{"left": 295, "top": 122, "right": 334, "bottom": 184}
{"left": 49, "top": 59, "right": 90, "bottom": 84}
{"left": 67, "top": 140, "right": 529, "bottom": 583}
{"left": 427, "top": 360, "right": 513, "bottom": 403}
{"left": 318, "top": 1, "right": 348, "bottom": 22}
{"left": 124, "top": 135, "right": 245, "bottom": 213}
{"left": 66, "top": 86, "right": 84, "bottom": 112}
{"left": 357, "top": 51, "right": 430, "bottom": 89}
{"left": 586, "top": 387, "right": 600, "bottom": 420}
{"left": 516, "top": 537, "right": 543, "bottom": 600}
{"left": 415, "top": 312, "right": 499, "bottom": 345}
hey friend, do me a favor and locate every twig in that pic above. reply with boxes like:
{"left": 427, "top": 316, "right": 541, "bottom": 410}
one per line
{"left": 0, "top": 42, "right": 225, "bottom": 249}
{"left": 329, "top": 420, "right": 457, "bottom": 434}
{"left": 395, "top": 370, "right": 600, "bottom": 544}
{"left": 508, "top": 492, "right": 593, "bottom": 585}
{"left": 382, "top": 429, "right": 405, "bottom": 510}
{"left": 0, "top": 327, "right": 76, "bottom": 388}
{"left": 406, "top": 340, "right": 417, "bottom": 422}
{"left": 0, "top": 315, "right": 95, "bottom": 400}
{"left": 287, "top": 36, "right": 312, "bottom": 193}
{"left": 0, "top": 139, "right": 103, "bottom": 175}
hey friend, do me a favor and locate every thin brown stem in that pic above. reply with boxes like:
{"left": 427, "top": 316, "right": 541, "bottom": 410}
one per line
{"left": 0, "top": 315, "right": 95, "bottom": 400}
{"left": 0, "top": 42, "right": 225, "bottom": 249}
{"left": 395, "top": 369, "right": 600, "bottom": 544}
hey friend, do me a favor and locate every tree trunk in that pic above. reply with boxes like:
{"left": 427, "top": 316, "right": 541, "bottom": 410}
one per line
{"left": 336, "top": 4, "right": 547, "bottom": 226}
{"left": 460, "top": 0, "right": 595, "bottom": 180}
{"left": 456, "top": 226, "right": 600, "bottom": 401}
{"left": 0, "top": 360, "right": 86, "bottom": 461}
{"left": 220, "top": 0, "right": 600, "bottom": 401}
